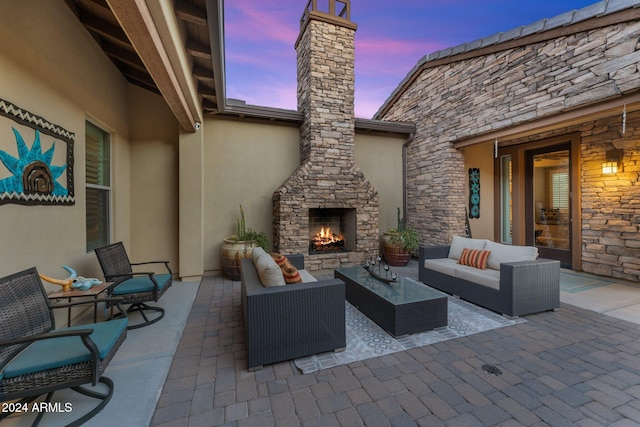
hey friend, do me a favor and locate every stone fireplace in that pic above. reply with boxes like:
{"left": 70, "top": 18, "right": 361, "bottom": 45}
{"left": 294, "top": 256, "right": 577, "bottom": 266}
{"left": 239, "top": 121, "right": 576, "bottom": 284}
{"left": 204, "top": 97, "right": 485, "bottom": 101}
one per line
{"left": 272, "top": 0, "right": 379, "bottom": 271}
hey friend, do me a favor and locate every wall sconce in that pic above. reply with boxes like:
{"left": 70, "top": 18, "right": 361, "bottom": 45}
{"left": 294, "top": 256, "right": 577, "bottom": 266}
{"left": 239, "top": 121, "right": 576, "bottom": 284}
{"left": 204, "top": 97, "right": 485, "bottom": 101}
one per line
{"left": 602, "top": 149, "right": 623, "bottom": 174}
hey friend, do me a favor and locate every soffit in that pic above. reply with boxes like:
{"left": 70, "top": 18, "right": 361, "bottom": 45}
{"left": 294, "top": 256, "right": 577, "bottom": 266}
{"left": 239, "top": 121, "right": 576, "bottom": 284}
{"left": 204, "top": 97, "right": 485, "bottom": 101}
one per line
{"left": 63, "top": 0, "right": 221, "bottom": 131}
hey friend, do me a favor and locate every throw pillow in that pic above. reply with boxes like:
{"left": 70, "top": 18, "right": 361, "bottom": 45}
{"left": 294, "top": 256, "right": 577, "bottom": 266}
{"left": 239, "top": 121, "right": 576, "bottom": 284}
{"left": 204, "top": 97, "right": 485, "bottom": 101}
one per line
{"left": 270, "top": 253, "right": 303, "bottom": 284}
{"left": 448, "top": 236, "right": 489, "bottom": 260}
{"left": 253, "top": 247, "right": 286, "bottom": 287}
{"left": 484, "top": 241, "right": 538, "bottom": 270}
{"left": 457, "top": 248, "right": 491, "bottom": 270}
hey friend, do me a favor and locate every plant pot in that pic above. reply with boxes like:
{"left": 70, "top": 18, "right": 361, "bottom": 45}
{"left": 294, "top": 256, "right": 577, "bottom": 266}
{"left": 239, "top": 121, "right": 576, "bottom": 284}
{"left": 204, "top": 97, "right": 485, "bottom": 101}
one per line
{"left": 382, "top": 232, "right": 412, "bottom": 266}
{"left": 221, "top": 239, "right": 257, "bottom": 281}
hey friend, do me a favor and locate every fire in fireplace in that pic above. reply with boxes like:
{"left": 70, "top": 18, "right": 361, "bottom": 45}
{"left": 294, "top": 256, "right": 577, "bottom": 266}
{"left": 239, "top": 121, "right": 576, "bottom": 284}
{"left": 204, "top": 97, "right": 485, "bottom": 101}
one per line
{"left": 310, "top": 226, "right": 346, "bottom": 253}
{"left": 308, "top": 208, "right": 356, "bottom": 254}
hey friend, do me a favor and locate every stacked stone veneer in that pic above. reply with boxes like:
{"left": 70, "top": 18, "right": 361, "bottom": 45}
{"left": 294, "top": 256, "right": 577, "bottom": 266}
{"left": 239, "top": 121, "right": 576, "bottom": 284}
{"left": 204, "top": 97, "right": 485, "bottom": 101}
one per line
{"left": 380, "top": 20, "right": 640, "bottom": 280}
{"left": 273, "top": 14, "right": 379, "bottom": 271}
{"left": 506, "top": 112, "right": 640, "bottom": 281}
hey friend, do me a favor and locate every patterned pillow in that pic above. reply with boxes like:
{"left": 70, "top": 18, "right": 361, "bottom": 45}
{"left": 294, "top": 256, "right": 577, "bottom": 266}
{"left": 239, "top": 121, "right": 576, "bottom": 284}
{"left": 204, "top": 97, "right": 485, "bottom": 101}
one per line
{"left": 270, "top": 253, "right": 303, "bottom": 284}
{"left": 457, "top": 248, "right": 491, "bottom": 270}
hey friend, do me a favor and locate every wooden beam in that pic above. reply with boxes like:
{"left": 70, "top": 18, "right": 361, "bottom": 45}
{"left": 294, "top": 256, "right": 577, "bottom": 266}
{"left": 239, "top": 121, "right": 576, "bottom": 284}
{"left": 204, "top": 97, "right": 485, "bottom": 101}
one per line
{"left": 102, "top": 41, "right": 146, "bottom": 71}
{"left": 79, "top": 10, "right": 130, "bottom": 47}
{"left": 106, "top": 0, "right": 198, "bottom": 132}
{"left": 193, "top": 65, "right": 214, "bottom": 81}
{"left": 175, "top": 0, "right": 207, "bottom": 26}
{"left": 186, "top": 38, "right": 212, "bottom": 59}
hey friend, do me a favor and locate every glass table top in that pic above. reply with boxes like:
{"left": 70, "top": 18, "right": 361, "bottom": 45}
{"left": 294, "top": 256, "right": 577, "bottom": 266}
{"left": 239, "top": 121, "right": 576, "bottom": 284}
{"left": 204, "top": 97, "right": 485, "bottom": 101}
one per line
{"left": 335, "top": 266, "right": 446, "bottom": 305}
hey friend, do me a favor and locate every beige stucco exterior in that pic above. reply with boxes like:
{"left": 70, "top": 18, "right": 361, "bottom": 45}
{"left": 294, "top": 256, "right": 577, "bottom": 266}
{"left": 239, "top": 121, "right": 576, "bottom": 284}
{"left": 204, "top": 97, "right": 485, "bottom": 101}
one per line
{"left": 0, "top": 0, "right": 406, "bottom": 287}
{"left": 0, "top": 0, "right": 131, "bottom": 285}
{"left": 463, "top": 142, "right": 495, "bottom": 240}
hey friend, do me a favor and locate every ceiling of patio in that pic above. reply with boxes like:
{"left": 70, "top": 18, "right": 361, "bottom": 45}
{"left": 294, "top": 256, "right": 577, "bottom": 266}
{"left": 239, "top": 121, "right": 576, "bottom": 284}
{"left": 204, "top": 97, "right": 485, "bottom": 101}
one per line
{"left": 63, "top": 0, "right": 220, "bottom": 121}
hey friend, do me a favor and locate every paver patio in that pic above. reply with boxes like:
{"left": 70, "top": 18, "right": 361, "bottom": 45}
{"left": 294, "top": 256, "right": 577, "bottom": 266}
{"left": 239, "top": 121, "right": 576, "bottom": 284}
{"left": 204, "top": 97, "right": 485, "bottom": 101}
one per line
{"left": 150, "top": 265, "right": 640, "bottom": 427}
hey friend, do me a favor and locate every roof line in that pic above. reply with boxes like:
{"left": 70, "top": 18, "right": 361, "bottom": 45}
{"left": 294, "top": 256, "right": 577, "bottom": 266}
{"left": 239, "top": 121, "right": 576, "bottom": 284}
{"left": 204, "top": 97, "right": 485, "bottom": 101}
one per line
{"left": 374, "top": 0, "right": 640, "bottom": 120}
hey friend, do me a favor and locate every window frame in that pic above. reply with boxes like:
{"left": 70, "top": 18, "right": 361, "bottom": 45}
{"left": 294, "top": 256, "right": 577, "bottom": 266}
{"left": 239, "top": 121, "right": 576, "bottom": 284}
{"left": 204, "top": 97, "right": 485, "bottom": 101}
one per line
{"left": 85, "top": 120, "right": 112, "bottom": 252}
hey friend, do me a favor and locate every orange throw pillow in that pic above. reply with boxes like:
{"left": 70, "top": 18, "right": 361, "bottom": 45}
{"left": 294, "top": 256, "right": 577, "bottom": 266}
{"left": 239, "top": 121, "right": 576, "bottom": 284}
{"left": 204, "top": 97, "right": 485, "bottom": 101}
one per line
{"left": 270, "top": 253, "right": 303, "bottom": 284}
{"left": 457, "top": 248, "right": 491, "bottom": 270}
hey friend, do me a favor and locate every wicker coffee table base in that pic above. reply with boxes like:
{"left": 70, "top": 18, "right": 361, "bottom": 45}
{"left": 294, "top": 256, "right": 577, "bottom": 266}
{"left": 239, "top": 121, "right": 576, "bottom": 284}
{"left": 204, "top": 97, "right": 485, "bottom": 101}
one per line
{"left": 335, "top": 269, "right": 448, "bottom": 337}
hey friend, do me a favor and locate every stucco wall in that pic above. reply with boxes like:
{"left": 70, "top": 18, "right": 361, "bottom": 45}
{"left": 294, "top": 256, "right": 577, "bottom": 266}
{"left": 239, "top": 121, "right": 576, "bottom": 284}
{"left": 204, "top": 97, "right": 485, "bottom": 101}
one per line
{"left": 0, "top": 0, "right": 132, "bottom": 285}
{"left": 463, "top": 142, "right": 495, "bottom": 240}
{"left": 202, "top": 117, "right": 406, "bottom": 273}
{"left": 129, "top": 86, "right": 180, "bottom": 270}
{"left": 381, "top": 19, "right": 640, "bottom": 254}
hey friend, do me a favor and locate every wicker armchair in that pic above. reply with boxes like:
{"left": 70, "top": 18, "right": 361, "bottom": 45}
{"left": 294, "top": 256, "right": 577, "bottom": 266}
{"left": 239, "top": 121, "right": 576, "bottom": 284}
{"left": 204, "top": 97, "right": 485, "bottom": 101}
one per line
{"left": 94, "top": 242, "right": 172, "bottom": 329}
{"left": 0, "top": 267, "right": 128, "bottom": 426}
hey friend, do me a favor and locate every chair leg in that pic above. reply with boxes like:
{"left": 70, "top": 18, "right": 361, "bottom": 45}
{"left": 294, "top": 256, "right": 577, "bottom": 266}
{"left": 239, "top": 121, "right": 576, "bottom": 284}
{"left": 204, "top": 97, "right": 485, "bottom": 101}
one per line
{"left": 67, "top": 377, "right": 114, "bottom": 427}
{"left": 112, "top": 302, "right": 165, "bottom": 329}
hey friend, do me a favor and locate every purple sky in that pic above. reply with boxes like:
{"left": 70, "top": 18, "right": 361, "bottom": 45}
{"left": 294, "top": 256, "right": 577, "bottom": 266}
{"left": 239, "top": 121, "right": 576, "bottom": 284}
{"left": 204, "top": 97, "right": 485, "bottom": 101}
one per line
{"left": 224, "top": 0, "right": 600, "bottom": 119}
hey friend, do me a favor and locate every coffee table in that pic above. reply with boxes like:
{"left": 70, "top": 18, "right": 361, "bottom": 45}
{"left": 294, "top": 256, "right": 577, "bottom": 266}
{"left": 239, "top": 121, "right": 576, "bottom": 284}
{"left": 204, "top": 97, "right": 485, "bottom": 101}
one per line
{"left": 335, "top": 266, "right": 448, "bottom": 337}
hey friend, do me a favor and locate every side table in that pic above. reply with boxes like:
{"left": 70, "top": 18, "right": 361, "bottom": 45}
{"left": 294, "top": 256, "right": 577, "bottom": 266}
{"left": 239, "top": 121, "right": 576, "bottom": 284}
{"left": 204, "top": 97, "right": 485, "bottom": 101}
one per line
{"left": 48, "top": 282, "right": 112, "bottom": 326}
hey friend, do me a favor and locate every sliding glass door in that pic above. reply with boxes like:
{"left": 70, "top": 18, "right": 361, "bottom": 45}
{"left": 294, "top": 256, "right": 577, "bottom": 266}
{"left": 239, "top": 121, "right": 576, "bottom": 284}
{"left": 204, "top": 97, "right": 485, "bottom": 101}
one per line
{"left": 525, "top": 144, "right": 572, "bottom": 267}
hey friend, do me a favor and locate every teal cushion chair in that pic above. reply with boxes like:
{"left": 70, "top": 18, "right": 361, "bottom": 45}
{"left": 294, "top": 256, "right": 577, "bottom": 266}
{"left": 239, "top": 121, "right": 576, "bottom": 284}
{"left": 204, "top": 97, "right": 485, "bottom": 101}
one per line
{"left": 0, "top": 267, "right": 128, "bottom": 427}
{"left": 94, "top": 242, "right": 172, "bottom": 329}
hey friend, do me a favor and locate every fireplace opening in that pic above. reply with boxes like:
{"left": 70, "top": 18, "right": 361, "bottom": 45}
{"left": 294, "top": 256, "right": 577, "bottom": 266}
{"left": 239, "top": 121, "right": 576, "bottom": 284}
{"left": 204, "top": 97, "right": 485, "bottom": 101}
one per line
{"left": 309, "top": 208, "right": 356, "bottom": 254}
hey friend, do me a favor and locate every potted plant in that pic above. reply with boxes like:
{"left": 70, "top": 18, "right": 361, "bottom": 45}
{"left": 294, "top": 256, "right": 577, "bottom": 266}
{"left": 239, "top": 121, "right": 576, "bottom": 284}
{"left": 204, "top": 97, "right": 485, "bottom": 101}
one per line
{"left": 221, "top": 205, "right": 269, "bottom": 280}
{"left": 382, "top": 208, "right": 419, "bottom": 266}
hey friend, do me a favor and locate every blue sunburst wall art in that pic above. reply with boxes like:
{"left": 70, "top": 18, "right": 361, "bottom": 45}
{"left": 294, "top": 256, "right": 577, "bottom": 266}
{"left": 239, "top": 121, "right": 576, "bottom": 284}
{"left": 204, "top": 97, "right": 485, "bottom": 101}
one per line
{"left": 469, "top": 168, "right": 480, "bottom": 219}
{"left": 0, "top": 98, "right": 74, "bottom": 205}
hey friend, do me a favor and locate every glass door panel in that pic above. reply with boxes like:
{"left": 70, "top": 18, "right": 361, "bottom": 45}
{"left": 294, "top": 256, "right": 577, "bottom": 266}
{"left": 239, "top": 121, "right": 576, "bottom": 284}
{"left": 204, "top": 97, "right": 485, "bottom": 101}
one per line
{"left": 529, "top": 148, "right": 571, "bottom": 265}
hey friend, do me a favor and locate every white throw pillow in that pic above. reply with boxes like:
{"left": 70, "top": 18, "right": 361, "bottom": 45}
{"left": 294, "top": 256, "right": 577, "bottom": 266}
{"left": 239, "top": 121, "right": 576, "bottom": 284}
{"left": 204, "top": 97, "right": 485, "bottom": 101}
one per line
{"left": 252, "top": 247, "right": 286, "bottom": 287}
{"left": 485, "top": 241, "right": 538, "bottom": 270}
{"left": 448, "top": 235, "right": 488, "bottom": 260}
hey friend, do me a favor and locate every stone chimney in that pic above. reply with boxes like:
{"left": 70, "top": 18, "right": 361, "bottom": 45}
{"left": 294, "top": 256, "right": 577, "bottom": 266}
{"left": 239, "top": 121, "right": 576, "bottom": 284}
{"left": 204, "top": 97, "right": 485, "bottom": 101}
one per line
{"left": 273, "top": 0, "right": 379, "bottom": 271}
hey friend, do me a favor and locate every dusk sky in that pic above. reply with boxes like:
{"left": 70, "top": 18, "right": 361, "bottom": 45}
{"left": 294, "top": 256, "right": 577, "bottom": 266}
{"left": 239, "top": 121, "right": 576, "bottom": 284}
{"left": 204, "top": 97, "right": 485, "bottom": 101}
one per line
{"left": 224, "top": 0, "right": 600, "bottom": 119}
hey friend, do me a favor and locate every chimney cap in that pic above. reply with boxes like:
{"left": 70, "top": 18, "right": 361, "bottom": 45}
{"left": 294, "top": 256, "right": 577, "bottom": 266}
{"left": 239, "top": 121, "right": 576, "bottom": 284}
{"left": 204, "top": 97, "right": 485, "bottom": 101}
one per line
{"left": 300, "top": 0, "right": 353, "bottom": 28}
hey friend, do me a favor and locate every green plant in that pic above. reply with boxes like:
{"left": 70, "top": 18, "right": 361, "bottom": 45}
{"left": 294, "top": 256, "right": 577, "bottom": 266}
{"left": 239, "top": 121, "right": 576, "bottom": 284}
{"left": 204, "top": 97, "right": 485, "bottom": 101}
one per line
{"left": 228, "top": 205, "right": 269, "bottom": 251}
{"left": 386, "top": 207, "right": 419, "bottom": 253}
{"left": 387, "top": 227, "right": 419, "bottom": 253}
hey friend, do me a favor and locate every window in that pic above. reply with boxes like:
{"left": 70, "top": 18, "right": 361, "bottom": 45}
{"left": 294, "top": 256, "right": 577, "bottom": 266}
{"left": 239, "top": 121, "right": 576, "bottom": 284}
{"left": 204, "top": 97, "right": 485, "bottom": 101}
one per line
{"left": 86, "top": 121, "right": 111, "bottom": 252}
{"left": 551, "top": 171, "right": 569, "bottom": 209}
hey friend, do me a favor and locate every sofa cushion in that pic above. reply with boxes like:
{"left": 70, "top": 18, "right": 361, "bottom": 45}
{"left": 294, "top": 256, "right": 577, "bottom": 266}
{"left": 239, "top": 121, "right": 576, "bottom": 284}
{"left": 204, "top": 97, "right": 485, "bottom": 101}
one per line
{"left": 448, "top": 236, "right": 488, "bottom": 260}
{"left": 424, "top": 258, "right": 458, "bottom": 276}
{"left": 271, "top": 253, "right": 303, "bottom": 284}
{"left": 457, "top": 248, "right": 491, "bottom": 270}
{"left": 485, "top": 241, "right": 538, "bottom": 271}
{"left": 299, "top": 269, "right": 318, "bottom": 283}
{"left": 454, "top": 265, "right": 501, "bottom": 290}
{"left": 252, "top": 247, "right": 286, "bottom": 287}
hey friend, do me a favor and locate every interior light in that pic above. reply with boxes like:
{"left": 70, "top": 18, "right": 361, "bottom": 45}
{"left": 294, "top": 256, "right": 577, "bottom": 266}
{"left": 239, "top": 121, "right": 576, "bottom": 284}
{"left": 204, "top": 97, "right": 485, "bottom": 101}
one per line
{"left": 602, "top": 161, "right": 618, "bottom": 174}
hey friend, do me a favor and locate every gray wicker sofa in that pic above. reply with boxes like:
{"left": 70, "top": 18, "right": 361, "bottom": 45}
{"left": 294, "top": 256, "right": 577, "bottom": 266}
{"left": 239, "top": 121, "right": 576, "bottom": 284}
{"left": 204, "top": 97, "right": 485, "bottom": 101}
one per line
{"left": 240, "top": 254, "right": 346, "bottom": 370}
{"left": 419, "top": 236, "right": 560, "bottom": 317}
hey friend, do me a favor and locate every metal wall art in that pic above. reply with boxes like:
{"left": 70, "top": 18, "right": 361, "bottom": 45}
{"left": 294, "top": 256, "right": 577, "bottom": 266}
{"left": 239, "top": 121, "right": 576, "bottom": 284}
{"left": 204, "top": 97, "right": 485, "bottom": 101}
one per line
{"left": 468, "top": 168, "right": 480, "bottom": 218}
{"left": 0, "top": 98, "right": 74, "bottom": 205}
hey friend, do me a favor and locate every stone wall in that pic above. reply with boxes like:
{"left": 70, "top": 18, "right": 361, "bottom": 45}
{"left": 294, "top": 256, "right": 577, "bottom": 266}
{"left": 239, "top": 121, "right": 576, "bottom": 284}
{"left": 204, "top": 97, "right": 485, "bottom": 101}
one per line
{"left": 380, "top": 20, "right": 640, "bottom": 263}
{"left": 273, "top": 15, "right": 379, "bottom": 271}
{"left": 500, "top": 112, "right": 640, "bottom": 281}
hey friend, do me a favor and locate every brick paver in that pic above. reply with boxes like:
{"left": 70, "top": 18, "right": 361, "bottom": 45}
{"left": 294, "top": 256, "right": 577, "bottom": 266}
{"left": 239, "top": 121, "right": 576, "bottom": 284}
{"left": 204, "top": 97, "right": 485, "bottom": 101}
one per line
{"left": 151, "top": 274, "right": 640, "bottom": 426}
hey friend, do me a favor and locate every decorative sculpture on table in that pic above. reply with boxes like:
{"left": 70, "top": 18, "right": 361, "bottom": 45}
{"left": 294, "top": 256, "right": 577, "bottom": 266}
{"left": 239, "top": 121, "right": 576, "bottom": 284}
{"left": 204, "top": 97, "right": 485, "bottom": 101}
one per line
{"left": 363, "top": 254, "right": 397, "bottom": 283}
{"left": 39, "top": 265, "right": 102, "bottom": 292}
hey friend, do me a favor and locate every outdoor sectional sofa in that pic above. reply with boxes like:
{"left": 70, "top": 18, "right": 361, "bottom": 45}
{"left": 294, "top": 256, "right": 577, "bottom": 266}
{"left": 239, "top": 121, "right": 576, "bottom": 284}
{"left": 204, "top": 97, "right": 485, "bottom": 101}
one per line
{"left": 240, "top": 251, "right": 346, "bottom": 370}
{"left": 419, "top": 236, "right": 560, "bottom": 317}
